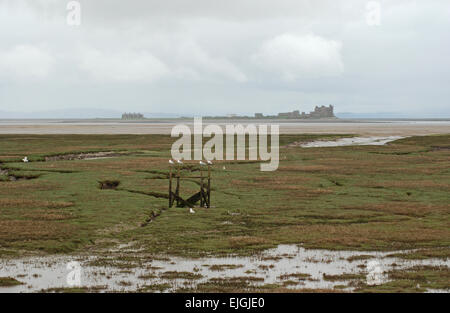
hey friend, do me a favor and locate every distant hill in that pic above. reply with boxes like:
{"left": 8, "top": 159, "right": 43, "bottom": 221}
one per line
{"left": 0, "top": 109, "right": 184, "bottom": 119}
{"left": 336, "top": 112, "right": 406, "bottom": 118}
{"left": 335, "top": 112, "right": 448, "bottom": 119}
{"left": 0, "top": 109, "right": 121, "bottom": 119}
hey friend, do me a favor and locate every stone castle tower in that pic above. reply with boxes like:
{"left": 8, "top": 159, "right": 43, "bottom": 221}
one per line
{"left": 309, "top": 105, "right": 334, "bottom": 118}
{"left": 272, "top": 105, "right": 335, "bottom": 119}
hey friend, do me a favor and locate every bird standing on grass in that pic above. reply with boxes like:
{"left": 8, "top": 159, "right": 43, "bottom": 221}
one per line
{"left": 199, "top": 161, "right": 206, "bottom": 166}
{"left": 169, "top": 159, "right": 174, "bottom": 165}
{"left": 177, "top": 160, "right": 183, "bottom": 165}
{"left": 207, "top": 160, "right": 213, "bottom": 165}
{"left": 189, "top": 208, "right": 195, "bottom": 214}
{"left": 22, "top": 156, "right": 29, "bottom": 163}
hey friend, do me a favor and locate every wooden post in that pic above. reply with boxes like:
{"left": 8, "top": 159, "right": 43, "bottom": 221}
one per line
{"left": 176, "top": 165, "right": 180, "bottom": 207}
{"left": 169, "top": 166, "right": 173, "bottom": 207}
{"left": 200, "top": 167, "right": 204, "bottom": 207}
{"left": 207, "top": 164, "right": 211, "bottom": 208}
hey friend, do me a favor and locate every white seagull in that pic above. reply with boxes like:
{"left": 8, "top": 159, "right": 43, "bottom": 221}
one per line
{"left": 22, "top": 156, "right": 29, "bottom": 163}
{"left": 207, "top": 160, "right": 213, "bottom": 165}
{"left": 176, "top": 159, "right": 183, "bottom": 165}
{"left": 199, "top": 161, "right": 206, "bottom": 166}
{"left": 169, "top": 159, "right": 174, "bottom": 165}
{"left": 189, "top": 208, "right": 195, "bottom": 214}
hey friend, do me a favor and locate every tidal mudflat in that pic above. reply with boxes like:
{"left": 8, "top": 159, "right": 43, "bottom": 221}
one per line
{"left": 0, "top": 119, "right": 449, "bottom": 136}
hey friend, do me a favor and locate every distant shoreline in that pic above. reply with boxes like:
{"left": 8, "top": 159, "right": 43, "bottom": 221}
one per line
{"left": 1, "top": 117, "right": 450, "bottom": 124}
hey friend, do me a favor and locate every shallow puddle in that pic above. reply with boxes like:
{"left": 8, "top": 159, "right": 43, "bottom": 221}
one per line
{"left": 1, "top": 245, "right": 448, "bottom": 293}
{"left": 300, "top": 136, "right": 404, "bottom": 147}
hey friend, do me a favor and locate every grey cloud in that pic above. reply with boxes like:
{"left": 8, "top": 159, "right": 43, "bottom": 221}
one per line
{"left": 0, "top": 0, "right": 449, "bottom": 116}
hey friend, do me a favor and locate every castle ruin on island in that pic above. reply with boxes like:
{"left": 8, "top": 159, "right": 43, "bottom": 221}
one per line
{"left": 255, "top": 105, "right": 335, "bottom": 119}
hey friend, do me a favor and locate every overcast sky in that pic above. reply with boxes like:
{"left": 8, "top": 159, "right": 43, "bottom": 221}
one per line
{"left": 0, "top": 0, "right": 449, "bottom": 117}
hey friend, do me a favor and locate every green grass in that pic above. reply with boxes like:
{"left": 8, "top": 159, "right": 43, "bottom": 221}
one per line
{"left": 323, "top": 273, "right": 366, "bottom": 281}
{"left": 159, "top": 271, "right": 203, "bottom": 280}
{"left": 41, "top": 286, "right": 107, "bottom": 293}
{"left": 355, "top": 266, "right": 450, "bottom": 292}
{"left": 0, "top": 277, "right": 23, "bottom": 287}
{"left": 0, "top": 134, "right": 448, "bottom": 260}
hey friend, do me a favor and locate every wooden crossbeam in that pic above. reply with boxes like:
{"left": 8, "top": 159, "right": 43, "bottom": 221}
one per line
{"left": 168, "top": 163, "right": 211, "bottom": 208}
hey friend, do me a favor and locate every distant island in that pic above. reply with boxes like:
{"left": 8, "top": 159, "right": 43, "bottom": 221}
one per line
{"left": 122, "top": 105, "right": 336, "bottom": 120}
{"left": 121, "top": 112, "right": 145, "bottom": 120}
{"left": 203, "top": 105, "right": 336, "bottom": 119}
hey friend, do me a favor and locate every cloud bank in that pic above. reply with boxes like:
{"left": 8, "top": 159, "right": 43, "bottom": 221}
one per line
{"left": 0, "top": 0, "right": 449, "bottom": 117}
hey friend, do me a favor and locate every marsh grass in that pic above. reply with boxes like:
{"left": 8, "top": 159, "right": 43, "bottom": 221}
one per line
{"left": 0, "top": 277, "right": 23, "bottom": 287}
{"left": 355, "top": 265, "right": 450, "bottom": 292}
{"left": 0, "top": 134, "right": 448, "bottom": 261}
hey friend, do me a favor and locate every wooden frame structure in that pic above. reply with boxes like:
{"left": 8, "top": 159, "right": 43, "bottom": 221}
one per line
{"left": 168, "top": 161, "right": 211, "bottom": 208}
